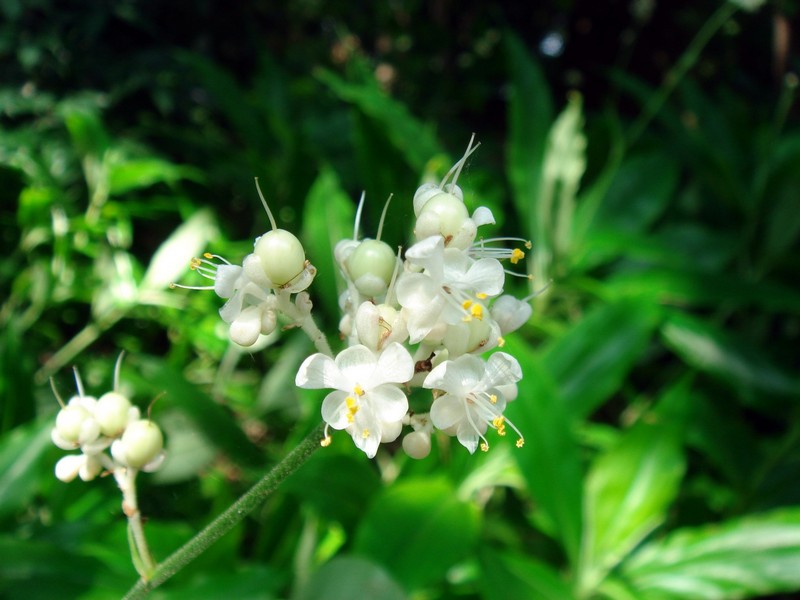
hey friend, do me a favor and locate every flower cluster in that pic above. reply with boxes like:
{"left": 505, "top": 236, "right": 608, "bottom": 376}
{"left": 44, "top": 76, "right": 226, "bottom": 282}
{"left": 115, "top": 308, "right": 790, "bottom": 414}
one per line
{"left": 180, "top": 137, "right": 533, "bottom": 459}
{"left": 51, "top": 355, "right": 165, "bottom": 483}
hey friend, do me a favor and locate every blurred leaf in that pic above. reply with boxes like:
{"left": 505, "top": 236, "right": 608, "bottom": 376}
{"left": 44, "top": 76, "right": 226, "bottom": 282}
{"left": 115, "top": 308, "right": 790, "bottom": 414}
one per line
{"left": 283, "top": 452, "right": 381, "bottom": 531}
{"left": 542, "top": 300, "right": 661, "bottom": 419}
{"left": 301, "top": 166, "right": 356, "bottom": 318}
{"left": 353, "top": 477, "right": 480, "bottom": 590}
{"left": 109, "top": 158, "right": 204, "bottom": 195}
{"left": 141, "top": 209, "right": 218, "bottom": 293}
{"left": 505, "top": 338, "right": 583, "bottom": 566}
{"left": 0, "top": 536, "right": 104, "bottom": 600}
{"left": 621, "top": 506, "right": 800, "bottom": 599}
{"left": 151, "top": 409, "right": 216, "bottom": 484}
{"left": 604, "top": 268, "right": 800, "bottom": 312}
{"left": 479, "top": 549, "right": 575, "bottom": 600}
{"left": 505, "top": 32, "right": 553, "bottom": 229}
{"left": 294, "top": 555, "right": 405, "bottom": 600}
{"left": 132, "top": 355, "right": 263, "bottom": 467}
{"left": 150, "top": 565, "right": 284, "bottom": 600}
{"left": 316, "top": 66, "right": 442, "bottom": 173}
{"left": 593, "top": 151, "right": 678, "bottom": 233}
{"left": 61, "top": 106, "right": 109, "bottom": 159}
{"left": 662, "top": 311, "right": 800, "bottom": 398}
{"left": 580, "top": 416, "right": 686, "bottom": 592}
{"left": 0, "top": 419, "right": 53, "bottom": 518}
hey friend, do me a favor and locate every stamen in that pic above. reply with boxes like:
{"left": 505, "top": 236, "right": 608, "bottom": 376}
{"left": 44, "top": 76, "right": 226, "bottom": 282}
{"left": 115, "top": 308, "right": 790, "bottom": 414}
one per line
{"left": 510, "top": 248, "right": 525, "bottom": 264}
{"left": 497, "top": 336, "right": 506, "bottom": 347}
{"left": 254, "top": 177, "right": 278, "bottom": 231}
{"left": 113, "top": 351, "right": 125, "bottom": 393}
{"left": 321, "top": 424, "right": 332, "bottom": 447}
{"left": 73, "top": 366, "right": 85, "bottom": 397}
{"left": 170, "top": 282, "right": 215, "bottom": 291}
{"left": 384, "top": 246, "right": 403, "bottom": 306}
{"left": 440, "top": 132, "right": 480, "bottom": 189}
{"left": 354, "top": 385, "right": 365, "bottom": 396}
{"left": 50, "top": 377, "right": 65, "bottom": 408}
{"left": 376, "top": 193, "right": 393, "bottom": 241}
{"left": 353, "top": 191, "right": 366, "bottom": 240}
{"left": 362, "top": 429, "right": 370, "bottom": 439}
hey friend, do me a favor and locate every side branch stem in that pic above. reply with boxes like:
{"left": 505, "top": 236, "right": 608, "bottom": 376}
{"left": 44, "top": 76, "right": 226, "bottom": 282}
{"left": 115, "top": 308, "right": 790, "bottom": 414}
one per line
{"left": 122, "top": 423, "right": 326, "bottom": 599}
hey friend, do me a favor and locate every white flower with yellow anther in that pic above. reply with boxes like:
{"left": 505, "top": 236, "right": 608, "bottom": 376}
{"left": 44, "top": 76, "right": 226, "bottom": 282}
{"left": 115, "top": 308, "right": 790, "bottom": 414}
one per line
{"left": 396, "top": 235, "right": 504, "bottom": 344}
{"left": 423, "top": 352, "right": 524, "bottom": 454}
{"left": 295, "top": 343, "right": 414, "bottom": 458}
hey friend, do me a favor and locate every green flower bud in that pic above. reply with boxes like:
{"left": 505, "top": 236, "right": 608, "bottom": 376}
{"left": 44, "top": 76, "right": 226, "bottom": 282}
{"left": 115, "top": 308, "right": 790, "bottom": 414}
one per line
{"left": 55, "top": 404, "right": 92, "bottom": 444}
{"left": 114, "top": 420, "right": 164, "bottom": 469}
{"left": 346, "top": 239, "right": 396, "bottom": 297}
{"left": 253, "top": 229, "right": 306, "bottom": 286}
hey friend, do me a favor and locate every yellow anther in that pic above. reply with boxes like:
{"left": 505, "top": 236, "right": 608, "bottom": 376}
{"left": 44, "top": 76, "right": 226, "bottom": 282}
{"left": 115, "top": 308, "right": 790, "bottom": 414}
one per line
{"left": 354, "top": 385, "right": 365, "bottom": 397}
{"left": 480, "top": 442, "right": 489, "bottom": 452}
{"left": 510, "top": 248, "right": 525, "bottom": 264}
{"left": 516, "top": 438, "right": 525, "bottom": 448}
{"left": 462, "top": 315, "right": 473, "bottom": 322}
{"left": 203, "top": 252, "right": 214, "bottom": 259}
{"left": 489, "top": 394, "right": 498, "bottom": 404}
{"left": 476, "top": 292, "right": 488, "bottom": 300}
{"left": 470, "top": 304, "right": 484, "bottom": 320}
{"left": 362, "top": 429, "right": 370, "bottom": 439}
{"left": 345, "top": 396, "right": 357, "bottom": 409}
{"left": 189, "top": 257, "right": 201, "bottom": 269}
{"left": 462, "top": 299, "right": 473, "bottom": 310}
{"left": 497, "top": 336, "right": 506, "bottom": 347}
{"left": 321, "top": 436, "right": 332, "bottom": 447}
{"left": 524, "top": 241, "right": 532, "bottom": 249}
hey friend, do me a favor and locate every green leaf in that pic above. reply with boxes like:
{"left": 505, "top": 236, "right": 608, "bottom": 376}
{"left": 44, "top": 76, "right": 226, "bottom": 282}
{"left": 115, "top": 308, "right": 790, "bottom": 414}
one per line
{"left": 0, "top": 419, "right": 53, "bottom": 518}
{"left": 131, "top": 355, "right": 263, "bottom": 467}
{"left": 283, "top": 452, "right": 381, "bottom": 531}
{"left": 542, "top": 300, "right": 661, "bottom": 419}
{"left": 108, "top": 158, "right": 204, "bottom": 195}
{"left": 140, "top": 209, "right": 218, "bottom": 293}
{"left": 580, "top": 415, "right": 686, "bottom": 593}
{"left": 479, "top": 549, "right": 576, "bottom": 600}
{"left": 301, "top": 166, "right": 356, "bottom": 318}
{"left": 661, "top": 311, "right": 800, "bottom": 398}
{"left": 353, "top": 477, "right": 480, "bottom": 590}
{"left": 504, "top": 338, "right": 583, "bottom": 566}
{"left": 294, "top": 556, "right": 406, "bottom": 600}
{"left": 621, "top": 506, "right": 800, "bottom": 599}
{"left": 316, "top": 66, "right": 442, "bottom": 173}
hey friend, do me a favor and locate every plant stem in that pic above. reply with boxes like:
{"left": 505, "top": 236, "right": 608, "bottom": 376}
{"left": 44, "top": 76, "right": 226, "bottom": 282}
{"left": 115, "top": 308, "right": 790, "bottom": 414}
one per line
{"left": 122, "top": 422, "right": 326, "bottom": 599}
{"left": 626, "top": 2, "right": 738, "bottom": 147}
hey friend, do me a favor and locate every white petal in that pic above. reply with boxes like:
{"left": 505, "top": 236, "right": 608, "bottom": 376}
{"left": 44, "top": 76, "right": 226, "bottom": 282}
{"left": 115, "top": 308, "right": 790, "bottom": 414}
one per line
{"left": 229, "top": 305, "right": 263, "bottom": 347}
{"left": 430, "top": 394, "right": 465, "bottom": 430}
{"left": 373, "top": 343, "right": 414, "bottom": 385}
{"left": 483, "top": 353, "right": 522, "bottom": 389}
{"left": 296, "top": 353, "right": 343, "bottom": 389}
{"left": 213, "top": 264, "right": 243, "bottom": 298}
{"left": 368, "top": 384, "right": 408, "bottom": 423}
{"left": 78, "top": 455, "right": 103, "bottom": 481}
{"left": 321, "top": 391, "right": 350, "bottom": 429}
{"left": 405, "top": 236, "right": 445, "bottom": 279}
{"left": 471, "top": 206, "right": 495, "bottom": 227}
{"left": 334, "top": 345, "right": 378, "bottom": 385}
{"left": 55, "top": 455, "right": 84, "bottom": 482}
{"left": 456, "top": 422, "right": 481, "bottom": 454}
{"left": 351, "top": 411, "right": 381, "bottom": 458}
{"left": 424, "top": 355, "right": 483, "bottom": 395}
{"left": 465, "top": 258, "right": 505, "bottom": 296}
{"left": 491, "top": 295, "right": 532, "bottom": 334}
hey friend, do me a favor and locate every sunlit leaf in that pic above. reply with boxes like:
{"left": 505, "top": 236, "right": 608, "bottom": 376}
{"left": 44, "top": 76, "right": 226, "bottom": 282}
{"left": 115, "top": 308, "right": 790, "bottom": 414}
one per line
{"left": 621, "top": 507, "right": 800, "bottom": 599}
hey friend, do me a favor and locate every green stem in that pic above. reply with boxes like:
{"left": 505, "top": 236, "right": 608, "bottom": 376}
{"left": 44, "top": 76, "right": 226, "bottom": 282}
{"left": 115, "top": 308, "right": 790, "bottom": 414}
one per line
{"left": 122, "top": 423, "right": 326, "bottom": 599}
{"left": 626, "top": 2, "right": 738, "bottom": 147}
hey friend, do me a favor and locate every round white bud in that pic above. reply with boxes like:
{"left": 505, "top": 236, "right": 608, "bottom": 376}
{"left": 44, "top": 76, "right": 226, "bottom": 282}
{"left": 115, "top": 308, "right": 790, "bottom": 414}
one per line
{"left": 113, "top": 420, "right": 164, "bottom": 469}
{"left": 414, "top": 192, "right": 476, "bottom": 248}
{"left": 95, "top": 392, "right": 132, "bottom": 437}
{"left": 55, "top": 405, "right": 92, "bottom": 445}
{"left": 381, "top": 419, "right": 403, "bottom": 443}
{"left": 253, "top": 229, "right": 306, "bottom": 286}
{"left": 346, "top": 239, "right": 396, "bottom": 297}
{"left": 403, "top": 431, "right": 432, "bottom": 459}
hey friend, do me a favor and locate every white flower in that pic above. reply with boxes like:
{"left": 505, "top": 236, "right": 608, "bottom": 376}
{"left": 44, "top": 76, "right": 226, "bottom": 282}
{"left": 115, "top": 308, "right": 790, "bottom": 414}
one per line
{"left": 423, "top": 352, "right": 524, "bottom": 453}
{"left": 490, "top": 295, "right": 533, "bottom": 334}
{"left": 295, "top": 343, "right": 414, "bottom": 458}
{"left": 396, "top": 236, "right": 505, "bottom": 343}
{"left": 55, "top": 453, "right": 104, "bottom": 482}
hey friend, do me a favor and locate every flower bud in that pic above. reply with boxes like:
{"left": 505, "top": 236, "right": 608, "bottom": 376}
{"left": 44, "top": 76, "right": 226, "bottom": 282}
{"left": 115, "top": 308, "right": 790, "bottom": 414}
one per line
{"left": 95, "top": 392, "right": 133, "bottom": 437}
{"left": 112, "top": 420, "right": 164, "bottom": 469}
{"left": 253, "top": 229, "right": 306, "bottom": 286}
{"left": 55, "top": 404, "right": 92, "bottom": 445}
{"left": 403, "top": 431, "right": 431, "bottom": 459}
{"left": 346, "top": 239, "right": 396, "bottom": 297}
{"left": 414, "top": 192, "right": 476, "bottom": 249}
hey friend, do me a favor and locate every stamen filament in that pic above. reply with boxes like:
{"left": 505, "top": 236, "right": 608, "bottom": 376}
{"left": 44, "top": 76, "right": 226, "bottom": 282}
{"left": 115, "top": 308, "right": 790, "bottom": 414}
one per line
{"left": 254, "top": 177, "right": 278, "bottom": 231}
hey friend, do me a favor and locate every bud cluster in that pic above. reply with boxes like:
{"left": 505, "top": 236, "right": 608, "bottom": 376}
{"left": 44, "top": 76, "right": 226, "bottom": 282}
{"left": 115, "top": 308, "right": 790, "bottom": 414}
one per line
{"left": 51, "top": 356, "right": 165, "bottom": 483}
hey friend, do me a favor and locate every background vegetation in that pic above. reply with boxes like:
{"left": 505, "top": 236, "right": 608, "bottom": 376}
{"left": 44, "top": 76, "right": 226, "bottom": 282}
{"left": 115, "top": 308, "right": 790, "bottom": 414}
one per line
{"left": 2, "top": 1, "right": 800, "bottom": 598}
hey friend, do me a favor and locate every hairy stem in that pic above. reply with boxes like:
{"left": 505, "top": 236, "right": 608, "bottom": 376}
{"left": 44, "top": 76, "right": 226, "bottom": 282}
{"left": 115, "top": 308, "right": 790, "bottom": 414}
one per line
{"left": 122, "top": 423, "right": 326, "bottom": 599}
